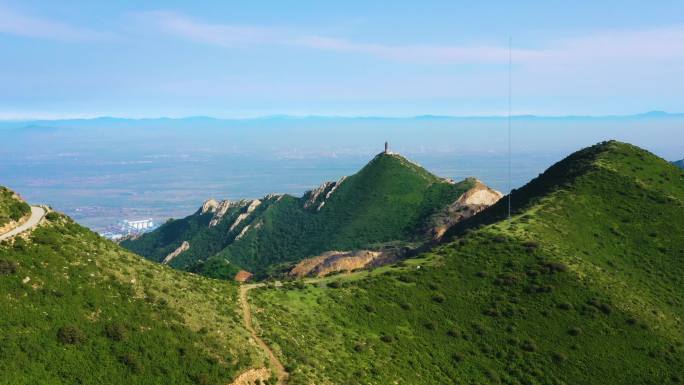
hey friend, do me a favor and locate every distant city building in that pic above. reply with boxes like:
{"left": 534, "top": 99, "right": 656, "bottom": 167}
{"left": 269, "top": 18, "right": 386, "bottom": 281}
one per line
{"left": 122, "top": 219, "right": 154, "bottom": 231}
{"left": 99, "top": 218, "right": 156, "bottom": 240}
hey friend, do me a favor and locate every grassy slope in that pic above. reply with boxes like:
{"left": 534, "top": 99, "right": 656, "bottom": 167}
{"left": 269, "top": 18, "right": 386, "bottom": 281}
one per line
{"left": 0, "top": 186, "right": 31, "bottom": 227}
{"left": 0, "top": 195, "right": 265, "bottom": 384}
{"left": 125, "top": 153, "right": 474, "bottom": 278}
{"left": 250, "top": 141, "right": 684, "bottom": 385}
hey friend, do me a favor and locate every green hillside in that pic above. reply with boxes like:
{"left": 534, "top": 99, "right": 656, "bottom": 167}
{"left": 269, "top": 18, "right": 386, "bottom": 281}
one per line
{"left": 0, "top": 189, "right": 266, "bottom": 384}
{"left": 249, "top": 141, "right": 684, "bottom": 385}
{"left": 123, "top": 153, "right": 475, "bottom": 279}
{"left": 0, "top": 186, "right": 30, "bottom": 227}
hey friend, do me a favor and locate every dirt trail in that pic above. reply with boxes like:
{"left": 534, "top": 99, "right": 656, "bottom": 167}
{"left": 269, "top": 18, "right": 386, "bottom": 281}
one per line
{"left": 235, "top": 283, "right": 288, "bottom": 385}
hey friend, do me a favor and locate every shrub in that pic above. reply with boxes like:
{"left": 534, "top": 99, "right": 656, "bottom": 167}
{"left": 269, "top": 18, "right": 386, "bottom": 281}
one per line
{"left": 557, "top": 302, "right": 573, "bottom": 310}
{"left": 0, "top": 259, "right": 18, "bottom": 275}
{"left": 521, "top": 340, "right": 537, "bottom": 352}
{"left": 493, "top": 235, "right": 507, "bottom": 243}
{"left": 46, "top": 212, "right": 60, "bottom": 221}
{"left": 495, "top": 273, "right": 520, "bottom": 286}
{"left": 57, "top": 325, "right": 86, "bottom": 345}
{"left": 424, "top": 321, "right": 436, "bottom": 330}
{"left": 551, "top": 351, "right": 568, "bottom": 362}
{"left": 327, "top": 281, "right": 341, "bottom": 288}
{"left": 105, "top": 323, "right": 129, "bottom": 341}
{"left": 452, "top": 352, "right": 465, "bottom": 362}
{"left": 568, "top": 327, "right": 582, "bottom": 336}
{"left": 364, "top": 304, "right": 376, "bottom": 313}
{"left": 475, "top": 270, "right": 488, "bottom": 278}
{"left": 397, "top": 275, "right": 414, "bottom": 283}
{"left": 432, "top": 293, "right": 446, "bottom": 303}
{"left": 522, "top": 240, "right": 539, "bottom": 250}
{"left": 119, "top": 353, "right": 142, "bottom": 373}
{"left": 192, "top": 374, "right": 211, "bottom": 385}
{"left": 544, "top": 262, "right": 568, "bottom": 273}
{"left": 380, "top": 335, "right": 393, "bottom": 343}
{"left": 399, "top": 302, "right": 411, "bottom": 310}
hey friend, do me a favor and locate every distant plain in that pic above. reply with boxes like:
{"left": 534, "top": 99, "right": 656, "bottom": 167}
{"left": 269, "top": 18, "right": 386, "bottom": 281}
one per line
{"left": 1, "top": 114, "right": 682, "bottom": 231}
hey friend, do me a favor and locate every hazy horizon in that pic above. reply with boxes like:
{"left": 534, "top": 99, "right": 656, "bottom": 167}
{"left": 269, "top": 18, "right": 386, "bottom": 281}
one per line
{"left": 2, "top": 113, "right": 682, "bottom": 232}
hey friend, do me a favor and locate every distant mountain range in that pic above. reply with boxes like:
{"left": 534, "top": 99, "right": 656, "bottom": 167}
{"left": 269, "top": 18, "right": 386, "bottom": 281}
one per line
{"left": 674, "top": 159, "right": 684, "bottom": 169}
{"left": 2, "top": 110, "right": 684, "bottom": 128}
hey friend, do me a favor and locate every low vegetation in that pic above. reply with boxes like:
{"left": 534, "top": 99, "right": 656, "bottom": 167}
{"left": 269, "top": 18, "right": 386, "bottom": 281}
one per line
{"left": 0, "top": 205, "right": 265, "bottom": 384}
{"left": 249, "top": 141, "right": 684, "bottom": 384}
{"left": 0, "top": 186, "right": 30, "bottom": 227}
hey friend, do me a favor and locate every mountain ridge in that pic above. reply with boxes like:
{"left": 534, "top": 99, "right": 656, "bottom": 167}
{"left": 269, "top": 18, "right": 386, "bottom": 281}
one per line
{"left": 122, "top": 151, "right": 498, "bottom": 279}
{"left": 248, "top": 140, "right": 684, "bottom": 384}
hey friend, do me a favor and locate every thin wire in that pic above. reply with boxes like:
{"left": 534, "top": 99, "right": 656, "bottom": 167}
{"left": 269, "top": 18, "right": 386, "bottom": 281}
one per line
{"left": 507, "top": 36, "right": 512, "bottom": 219}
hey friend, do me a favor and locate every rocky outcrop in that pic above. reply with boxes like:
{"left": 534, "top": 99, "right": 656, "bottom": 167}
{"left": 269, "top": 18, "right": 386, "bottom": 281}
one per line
{"left": 162, "top": 241, "right": 189, "bottom": 265}
{"left": 235, "top": 224, "right": 251, "bottom": 240}
{"left": 289, "top": 248, "right": 406, "bottom": 278}
{"left": 234, "top": 270, "right": 254, "bottom": 283}
{"left": 208, "top": 200, "right": 239, "bottom": 227}
{"left": 229, "top": 200, "right": 262, "bottom": 232}
{"left": 303, "top": 182, "right": 335, "bottom": 209}
{"left": 430, "top": 179, "right": 503, "bottom": 240}
{"left": 201, "top": 198, "right": 219, "bottom": 214}
{"left": 303, "top": 176, "right": 346, "bottom": 211}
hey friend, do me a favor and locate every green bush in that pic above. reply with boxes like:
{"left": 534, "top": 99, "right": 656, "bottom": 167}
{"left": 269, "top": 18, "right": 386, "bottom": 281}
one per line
{"left": 57, "top": 325, "right": 86, "bottom": 345}
{"left": 105, "top": 322, "right": 129, "bottom": 341}
{"left": 0, "top": 259, "right": 18, "bottom": 275}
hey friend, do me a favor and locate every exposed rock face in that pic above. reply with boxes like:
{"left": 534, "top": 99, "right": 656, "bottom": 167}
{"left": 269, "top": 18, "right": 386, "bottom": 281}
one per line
{"left": 235, "top": 224, "right": 251, "bottom": 240}
{"left": 162, "top": 241, "right": 189, "bottom": 265}
{"left": 303, "top": 176, "right": 346, "bottom": 211}
{"left": 303, "top": 182, "right": 335, "bottom": 209}
{"left": 201, "top": 199, "right": 219, "bottom": 214}
{"left": 209, "top": 200, "right": 239, "bottom": 227}
{"left": 430, "top": 179, "right": 503, "bottom": 240}
{"left": 289, "top": 248, "right": 404, "bottom": 278}
{"left": 234, "top": 270, "right": 254, "bottom": 283}
{"left": 229, "top": 200, "right": 262, "bottom": 232}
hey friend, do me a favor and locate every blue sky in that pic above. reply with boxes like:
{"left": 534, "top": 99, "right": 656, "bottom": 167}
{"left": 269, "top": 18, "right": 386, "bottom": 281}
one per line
{"left": 1, "top": 0, "right": 683, "bottom": 119}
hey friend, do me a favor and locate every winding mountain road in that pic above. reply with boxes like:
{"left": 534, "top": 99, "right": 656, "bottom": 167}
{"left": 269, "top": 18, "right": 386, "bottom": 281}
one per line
{"left": 0, "top": 206, "right": 45, "bottom": 241}
{"left": 237, "top": 283, "right": 289, "bottom": 385}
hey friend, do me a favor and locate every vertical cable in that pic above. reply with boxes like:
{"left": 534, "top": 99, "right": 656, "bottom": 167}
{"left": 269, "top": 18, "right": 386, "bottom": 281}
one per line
{"left": 508, "top": 37, "right": 512, "bottom": 219}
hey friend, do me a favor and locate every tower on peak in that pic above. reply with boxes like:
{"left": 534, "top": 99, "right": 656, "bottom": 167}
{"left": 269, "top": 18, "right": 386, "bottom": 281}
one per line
{"left": 384, "top": 141, "right": 388, "bottom": 154}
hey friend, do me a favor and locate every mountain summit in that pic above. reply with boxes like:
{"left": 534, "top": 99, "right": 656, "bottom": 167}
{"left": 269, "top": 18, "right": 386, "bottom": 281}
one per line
{"left": 122, "top": 151, "right": 501, "bottom": 279}
{"left": 247, "top": 140, "right": 684, "bottom": 384}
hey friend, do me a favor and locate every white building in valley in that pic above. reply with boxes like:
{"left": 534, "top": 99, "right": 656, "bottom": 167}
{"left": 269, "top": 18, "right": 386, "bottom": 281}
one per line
{"left": 122, "top": 219, "right": 154, "bottom": 231}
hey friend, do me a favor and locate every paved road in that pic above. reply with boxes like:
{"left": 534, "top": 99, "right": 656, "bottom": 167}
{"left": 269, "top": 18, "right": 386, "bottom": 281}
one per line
{"left": 238, "top": 283, "right": 289, "bottom": 385}
{"left": 0, "top": 206, "right": 46, "bottom": 241}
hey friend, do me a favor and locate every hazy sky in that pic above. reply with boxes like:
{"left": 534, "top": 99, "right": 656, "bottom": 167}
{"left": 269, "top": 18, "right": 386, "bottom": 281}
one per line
{"left": 1, "top": 1, "right": 683, "bottom": 119}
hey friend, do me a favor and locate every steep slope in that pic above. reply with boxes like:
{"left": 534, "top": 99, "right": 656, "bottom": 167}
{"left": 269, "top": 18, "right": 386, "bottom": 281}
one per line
{"left": 0, "top": 186, "right": 30, "bottom": 228}
{"left": 124, "top": 152, "right": 486, "bottom": 279}
{"left": 0, "top": 188, "right": 268, "bottom": 384}
{"left": 249, "top": 141, "right": 684, "bottom": 384}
